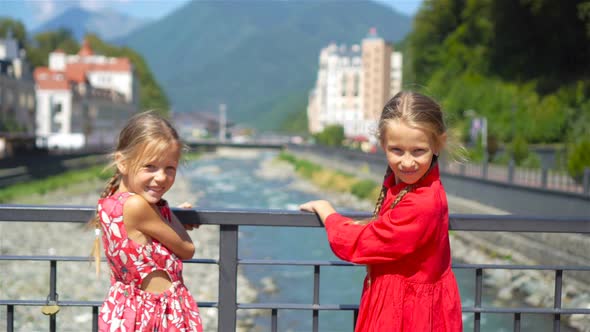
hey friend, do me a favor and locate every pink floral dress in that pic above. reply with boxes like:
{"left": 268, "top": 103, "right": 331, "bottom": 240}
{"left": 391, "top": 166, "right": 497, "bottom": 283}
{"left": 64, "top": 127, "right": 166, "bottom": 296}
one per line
{"left": 97, "top": 192, "right": 203, "bottom": 332}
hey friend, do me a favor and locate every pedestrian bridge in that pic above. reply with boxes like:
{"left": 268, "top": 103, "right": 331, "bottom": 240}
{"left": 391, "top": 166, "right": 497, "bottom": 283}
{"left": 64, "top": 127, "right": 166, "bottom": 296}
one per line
{"left": 1, "top": 205, "right": 589, "bottom": 332}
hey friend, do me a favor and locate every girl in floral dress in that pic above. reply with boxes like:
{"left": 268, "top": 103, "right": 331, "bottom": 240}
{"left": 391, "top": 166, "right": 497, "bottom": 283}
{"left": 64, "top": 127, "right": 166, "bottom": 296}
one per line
{"left": 91, "top": 111, "right": 203, "bottom": 331}
{"left": 300, "top": 91, "right": 463, "bottom": 331}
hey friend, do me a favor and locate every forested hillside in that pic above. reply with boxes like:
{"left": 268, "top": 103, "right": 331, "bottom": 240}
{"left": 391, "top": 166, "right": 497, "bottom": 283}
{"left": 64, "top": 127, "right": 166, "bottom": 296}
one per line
{"left": 403, "top": 0, "right": 590, "bottom": 176}
{"left": 121, "top": 0, "right": 412, "bottom": 130}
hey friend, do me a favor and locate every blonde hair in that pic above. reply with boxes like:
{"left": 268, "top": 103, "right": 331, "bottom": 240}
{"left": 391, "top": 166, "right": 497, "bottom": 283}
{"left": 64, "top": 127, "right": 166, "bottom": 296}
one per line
{"left": 360, "top": 91, "right": 447, "bottom": 224}
{"left": 90, "top": 110, "right": 184, "bottom": 274}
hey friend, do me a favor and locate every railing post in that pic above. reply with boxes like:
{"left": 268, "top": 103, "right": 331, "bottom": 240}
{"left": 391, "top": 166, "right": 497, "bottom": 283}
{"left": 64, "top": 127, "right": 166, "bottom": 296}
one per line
{"left": 513, "top": 312, "right": 520, "bottom": 332}
{"left": 508, "top": 159, "right": 515, "bottom": 183}
{"left": 313, "top": 265, "right": 320, "bottom": 332}
{"left": 541, "top": 167, "right": 548, "bottom": 189}
{"left": 474, "top": 268, "right": 482, "bottom": 332}
{"left": 482, "top": 159, "right": 488, "bottom": 179}
{"left": 554, "top": 270, "right": 563, "bottom": 332}
{"left": 218, "top": 224, "right": 238, "bottom": 332}
{"left": 7, "top": 305, "right": 14, "bottom": 332}
{"left": 92, "top": 306, "right": 98, "bottom": 332}
{"left": 49, "top": 260, "right": 57, "bottom": 332}
{"left": 583, "top": 167, "right": 590, "bottom": 195}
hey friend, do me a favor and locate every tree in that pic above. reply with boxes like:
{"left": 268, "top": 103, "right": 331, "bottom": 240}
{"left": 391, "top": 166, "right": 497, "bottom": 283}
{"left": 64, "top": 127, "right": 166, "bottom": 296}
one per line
{"left": 314, "top": 124, "right": 345, "bottom": 147}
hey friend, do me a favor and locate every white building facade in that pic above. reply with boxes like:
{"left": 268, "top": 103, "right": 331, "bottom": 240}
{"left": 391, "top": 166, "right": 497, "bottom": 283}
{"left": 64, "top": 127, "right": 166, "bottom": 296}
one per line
{"left": 34, "top": 40, "right": 137, "bottom": 149}
{"left": 307, "top": 29, "right": 403, "bottom": 142}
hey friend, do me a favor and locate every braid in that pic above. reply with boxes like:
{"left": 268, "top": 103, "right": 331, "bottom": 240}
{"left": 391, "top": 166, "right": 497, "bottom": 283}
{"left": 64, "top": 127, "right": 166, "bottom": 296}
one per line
{"left": 389, "top": 184, "right": 415, "bottom": 209}
{"left": 101, "top": 172, "right": 121, "bottom": 198}
{"left": 89, "top": 171, "right": 121, "bottom": 275}
{"left": 371, "top": 166, "right": 393, "bottom": 218}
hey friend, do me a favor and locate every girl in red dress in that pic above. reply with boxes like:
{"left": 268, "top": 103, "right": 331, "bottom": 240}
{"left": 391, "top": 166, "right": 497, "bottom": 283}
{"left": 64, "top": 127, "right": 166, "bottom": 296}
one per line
{"left": 300, "top": 91, "right": 463, "bottom": 331}
{"left": 91, "top": 111, "right": 203, "bottom": 331}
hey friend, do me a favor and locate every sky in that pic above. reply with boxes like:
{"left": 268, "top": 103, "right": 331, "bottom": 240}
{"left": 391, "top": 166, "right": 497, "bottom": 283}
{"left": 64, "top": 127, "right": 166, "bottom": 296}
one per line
{"left": 0, "top": 0, "right": 423, "bottom": 31}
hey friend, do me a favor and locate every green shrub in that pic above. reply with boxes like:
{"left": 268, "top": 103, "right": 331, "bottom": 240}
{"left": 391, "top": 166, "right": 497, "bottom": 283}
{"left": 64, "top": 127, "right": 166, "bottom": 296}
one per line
{"left": 294, "top": 159, "right": 322, "bottom": 178}
{"left": 567, "top": 140, "right": 590, "bottom": 182}
{"left": 351, "top": 179, "right": 379, "bottom": 200}
{"left": 492, "top": 152, "right": 511, "bottom": 166}
{"left": 520, "top": 153, "right": 542, "bottom": 169}
{"left": 509, "top": 135, "right": 529, "bottom": 165}
{"left": 314, "top": 124, "right": 345, "bottom": 147}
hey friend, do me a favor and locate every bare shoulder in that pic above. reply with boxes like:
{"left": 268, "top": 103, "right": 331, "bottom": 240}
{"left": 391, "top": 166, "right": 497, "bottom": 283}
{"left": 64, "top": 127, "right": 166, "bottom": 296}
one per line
{"left": 123, "top": 195, "right": 159, "bottom": 226}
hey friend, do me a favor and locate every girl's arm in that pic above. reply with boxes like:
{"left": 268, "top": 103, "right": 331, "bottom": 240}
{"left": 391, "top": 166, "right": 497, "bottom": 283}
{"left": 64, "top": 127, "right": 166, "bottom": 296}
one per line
{"left": 123, "top": 195, "right": 195, "bottom": 259}
{"left": 304, "top": 190, "right": 444, "bottom": 264}
{"left": 299, "top": 200, "right": 337, "bottom": 224}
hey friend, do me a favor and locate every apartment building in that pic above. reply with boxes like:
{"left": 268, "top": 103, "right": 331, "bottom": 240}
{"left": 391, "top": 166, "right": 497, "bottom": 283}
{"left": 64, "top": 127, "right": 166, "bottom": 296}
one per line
{"left": 0, "top": 31, "right": 36, "bottom": 158}
{"left": 307, "top": 28, "right": 402, "bottom": 142}
{"left": 34, "top": 39, "right": 138, "bottom": 150}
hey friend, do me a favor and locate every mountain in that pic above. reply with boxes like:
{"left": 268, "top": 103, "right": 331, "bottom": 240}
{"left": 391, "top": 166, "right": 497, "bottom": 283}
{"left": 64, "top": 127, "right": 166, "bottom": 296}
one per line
{"left": 33, "top": 7, "right": 149, "bottom": 42}
{"left": 120, "top": 0, "right": 413, "bottom": 130}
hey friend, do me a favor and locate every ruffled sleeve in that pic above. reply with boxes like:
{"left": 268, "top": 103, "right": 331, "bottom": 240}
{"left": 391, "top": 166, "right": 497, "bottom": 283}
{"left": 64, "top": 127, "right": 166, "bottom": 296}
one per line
{"left": 324, "top": 188, "right": 443, "bottom": 264}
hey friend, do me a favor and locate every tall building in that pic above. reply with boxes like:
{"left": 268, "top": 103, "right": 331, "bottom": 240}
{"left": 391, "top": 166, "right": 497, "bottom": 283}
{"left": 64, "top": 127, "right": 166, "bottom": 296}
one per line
{"left": 307, "top": 28, "right": 403, "bottom": 142}
{"left": 34, "top": 39, "right": 138, "bottom": 149}
{"left": 0, "top": 30, "right": 36, "bottom": 158}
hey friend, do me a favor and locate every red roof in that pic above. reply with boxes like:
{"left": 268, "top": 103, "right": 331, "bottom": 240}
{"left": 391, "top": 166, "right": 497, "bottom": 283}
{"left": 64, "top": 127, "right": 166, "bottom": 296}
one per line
{"left": 36, "top": 46, "right": 132, "bottom": 89}
{"left": 34, "top": 68, "right": 70, "bottom": 90}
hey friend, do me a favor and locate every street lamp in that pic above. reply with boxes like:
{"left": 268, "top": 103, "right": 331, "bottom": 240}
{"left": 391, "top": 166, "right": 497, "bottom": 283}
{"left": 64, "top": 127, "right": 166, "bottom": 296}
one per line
{"left": 219, "top": 103, "right": 226, "bottom": 142}
{"left": 464, "top": 109, "right": 488, "bottom": 162}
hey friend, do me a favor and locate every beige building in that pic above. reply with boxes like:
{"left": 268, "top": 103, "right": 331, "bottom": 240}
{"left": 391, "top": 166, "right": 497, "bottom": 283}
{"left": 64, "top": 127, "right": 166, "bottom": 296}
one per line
{"left": 307, "top": 28, "right": 402, "bottom": 141}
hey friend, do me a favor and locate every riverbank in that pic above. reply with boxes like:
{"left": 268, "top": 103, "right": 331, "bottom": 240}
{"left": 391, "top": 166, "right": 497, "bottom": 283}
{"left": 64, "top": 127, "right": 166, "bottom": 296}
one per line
{"left": 0, "top": 168, "right": 257, "bottom": 332}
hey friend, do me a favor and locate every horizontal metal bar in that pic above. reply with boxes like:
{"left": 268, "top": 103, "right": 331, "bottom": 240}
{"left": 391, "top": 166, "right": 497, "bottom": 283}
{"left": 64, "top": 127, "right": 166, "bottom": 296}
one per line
{"left": 449, "top": 214, "right": 590, "bottom": 233}
{"left": 3, "top": 256, "right": 587, "bottom": 273}
{"left": 238, "top": 304, "right": 590, "bottom": 315}
{"left": 1, "top": 205, "right": 589, "bottom": 233}
{"left": 453, "top": 263, "right": 590, "bottom": 271}
{"left": 2, "top": 299, "right": 588, "bottom": 315}
{"left": 463, "top": 307, "right": 590, "bottom": 315}
{"left": 240, "top": 259, "right": 590, "bottom": 271}
{"left": 239, "top": 259, "right": 357, "bottom": 266}
{"left": 239, "top": 303, "right": 359, "bottom": 310}
{"left": 0, "top": 255, "right": 217, "bottom": 264}
{"left": 0, "top": 300, "right": 217, "bottom": 308}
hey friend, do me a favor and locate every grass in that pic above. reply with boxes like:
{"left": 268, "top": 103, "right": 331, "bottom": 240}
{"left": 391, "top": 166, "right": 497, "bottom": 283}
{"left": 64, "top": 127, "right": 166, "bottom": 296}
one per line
{"left": 0, "top": 165, "right": 113, "bottom": 203}
{"left": 0, "top": 152, "right": 202, "bottom": 204}
{"left": 278, "top": 151, "right": 381, "bottom": 202}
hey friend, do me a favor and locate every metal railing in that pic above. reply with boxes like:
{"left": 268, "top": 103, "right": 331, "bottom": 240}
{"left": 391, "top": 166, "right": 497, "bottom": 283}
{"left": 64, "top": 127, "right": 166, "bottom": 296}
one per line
{"left": 286, "top": 144, "right": 590, "bottom": 198}
{"left": 1, "top": 205, "right": 590, "bottom": 332}
{"left": 441, "top": 160, "right": 590, "bottom": 196}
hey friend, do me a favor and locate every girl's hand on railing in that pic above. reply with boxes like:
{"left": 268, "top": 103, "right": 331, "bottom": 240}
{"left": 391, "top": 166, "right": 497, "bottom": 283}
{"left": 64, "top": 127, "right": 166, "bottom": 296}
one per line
{"left": 177, "top": 202, "right": 198, "bottom": 230}
{"left": 299, "top": 200, "right": 337, "bottom": 224}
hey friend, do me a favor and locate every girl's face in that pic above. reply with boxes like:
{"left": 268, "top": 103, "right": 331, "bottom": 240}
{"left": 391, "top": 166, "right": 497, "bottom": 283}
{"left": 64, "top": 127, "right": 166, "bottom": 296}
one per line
{"left": 119, "top": 144, "right": 180, "bottom": 204}
{"left": 382, "top": 119, "right": 437, "bottom": 185}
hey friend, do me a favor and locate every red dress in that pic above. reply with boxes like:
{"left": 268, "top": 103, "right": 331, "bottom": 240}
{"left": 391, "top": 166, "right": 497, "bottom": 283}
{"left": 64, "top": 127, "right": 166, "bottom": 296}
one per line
{"left": 324, "top": 166, "right": 462, "bottom": 331}
{"left": 97, "top": 192, "right": 203, "bottom": 332}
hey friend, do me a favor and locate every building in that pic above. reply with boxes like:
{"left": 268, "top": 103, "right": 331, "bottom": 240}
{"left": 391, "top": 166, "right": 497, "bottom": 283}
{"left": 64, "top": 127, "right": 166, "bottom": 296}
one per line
{"left": 0, "top": 31, "right": 36, "bottom": 158}
{"left": 307, "top": 28, "right": 403, "bottom": 142}
{"left": 34, "top": 39, "right": 138, "bottom": 150}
